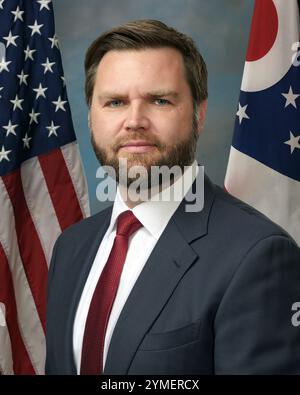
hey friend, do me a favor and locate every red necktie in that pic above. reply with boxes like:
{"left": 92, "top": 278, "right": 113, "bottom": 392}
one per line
{"left": 80, "top": 210, "right": 143, "bottom": 375}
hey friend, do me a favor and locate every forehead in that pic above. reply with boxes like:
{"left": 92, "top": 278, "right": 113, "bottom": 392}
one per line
{"left": 94, "top": 47, "right": 189, "bottom": 91}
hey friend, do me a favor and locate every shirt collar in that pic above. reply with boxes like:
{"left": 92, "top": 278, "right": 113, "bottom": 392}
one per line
{"left": 108, "top": 160, "right": 199, "bottom": 240}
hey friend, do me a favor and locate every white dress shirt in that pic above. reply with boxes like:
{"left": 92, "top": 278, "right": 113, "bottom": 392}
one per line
{"left": 73, "top": 161, "right": 199, "bottom": 373}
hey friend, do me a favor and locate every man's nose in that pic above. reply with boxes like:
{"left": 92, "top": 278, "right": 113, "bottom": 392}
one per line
{"left": 124, "top": 101, "right": 150, "bottom": 131}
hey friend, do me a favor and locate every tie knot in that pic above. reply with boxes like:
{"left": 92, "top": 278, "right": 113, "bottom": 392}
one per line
{"left": 116, "top": 210, "right": 143, "bottom": 238}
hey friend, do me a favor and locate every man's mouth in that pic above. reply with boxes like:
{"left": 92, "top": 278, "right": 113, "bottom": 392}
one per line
{"left": 119, "top": 140, "right": 157, "bottom": 153}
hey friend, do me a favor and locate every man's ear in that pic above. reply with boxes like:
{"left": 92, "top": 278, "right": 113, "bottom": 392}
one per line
{"left": 196, "top": 99, "right": 207, "bottom": 135}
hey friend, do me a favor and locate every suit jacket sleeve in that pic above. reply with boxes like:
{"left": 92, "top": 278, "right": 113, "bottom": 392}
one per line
{"left": 214, "top": 234, "right": 300, "bottom": 374}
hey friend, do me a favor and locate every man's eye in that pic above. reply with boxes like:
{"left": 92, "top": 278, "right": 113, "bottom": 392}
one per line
{"left": 106, "top": 100, "right": 123, "bottom": 107}
{"left": 154, "top": 98, "right": 170, "bottom": 106}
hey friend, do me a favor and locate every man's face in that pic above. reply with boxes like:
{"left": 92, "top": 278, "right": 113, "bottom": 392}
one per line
{"left": 90, "top": 47, "right": 206, "bottom": 185}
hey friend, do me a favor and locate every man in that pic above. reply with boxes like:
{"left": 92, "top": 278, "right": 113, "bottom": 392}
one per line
{"left": 45, "top": 20, "right": 300, "bottom": 375}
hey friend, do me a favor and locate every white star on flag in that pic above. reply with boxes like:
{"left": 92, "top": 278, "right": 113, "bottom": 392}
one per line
{"left": 284, "top": 131, "right": 300, "bottom": 154}
{"left": 281, "top": 86, "right": 300, "bottom": 108}
{"left": 0, "top": 146, "right": 11, "bottom": 162}
{"left": 52, "top": 96, "right": 67, "bottom": 112}
{"left": 11, "top": 6, "right": 24, "bottom": 22}
{"left": 33, "top": 83, "right": 48, "bottom": 99}
{"left": 0, "top": 0, "right": 4, "bottom": 10}
{"left": 17, "top": 70, "right": 29, "bottom": 86}
{"left": 0, "top": 86, "right": 3, "bottom": 98}
{"left": 29, "top": 109, "right": 40, "bottom": 124}
{"left": 236, "top": 103, "right": 250, "bottom": 124}
{"left": 10, "top": 94, "right": 24, "bottom": 111}
{"left": 28, "top": 20, "right": 44, "bottom": 36}
{"left": 24, "top": 45, "right": 36, "bottom": 61}
{"left": 37, "top": 0, "right": 52, "bottom": 11}
{"left": 41, "top": 57, "right": 55, "bottom": 74}
{"left": 3, "top": 120, "right": 18, "bottom": 136}
{"left": 46, "top": 121, "right": 60, "bottom": 137}
{"left": 3, "top": 31, "right": 19, "bottom": 48}
{"left": 48, "top": 34, "right": 59, "bottom": 49}
{"left": 22, "top": 134, "right": 32, "bottom": 149}
{"left": 0, "top": 57, "right": 11, "bottom": 73}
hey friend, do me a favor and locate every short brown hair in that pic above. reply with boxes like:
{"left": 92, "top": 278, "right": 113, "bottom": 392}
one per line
{"left": 84, "top": 19, "right": 208, "bottom": 107}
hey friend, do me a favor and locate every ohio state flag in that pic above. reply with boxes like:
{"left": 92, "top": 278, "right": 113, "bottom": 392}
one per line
{"left": 225, "top": 0, "right": 300, "bottom": 245}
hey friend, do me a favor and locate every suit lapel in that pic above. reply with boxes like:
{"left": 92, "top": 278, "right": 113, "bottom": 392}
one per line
{"left": 104, "top": 174, "right": 216, "bottom": 374}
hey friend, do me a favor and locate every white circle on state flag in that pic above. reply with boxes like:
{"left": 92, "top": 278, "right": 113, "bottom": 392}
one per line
{"left": 242, "top": 0, "right": 299, "bottom": 92}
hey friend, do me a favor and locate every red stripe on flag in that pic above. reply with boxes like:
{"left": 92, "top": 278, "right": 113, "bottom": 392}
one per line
{"left": 2, "top": 170, "right": 48, "bottom": 332}
{"left": 0, "top": 243, "right": 35, "bottom": 375}
{"left": 39, "top": 148, "right": 84, "bottom": 231}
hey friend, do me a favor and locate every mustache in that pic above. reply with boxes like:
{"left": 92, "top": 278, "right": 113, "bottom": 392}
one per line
{"left": 112, "top": 133, "right": 165, "bottom": 151}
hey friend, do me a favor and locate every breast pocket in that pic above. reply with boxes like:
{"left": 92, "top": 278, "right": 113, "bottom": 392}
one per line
{"left": 139, "top": 318, "right": 201, "bottom": 351}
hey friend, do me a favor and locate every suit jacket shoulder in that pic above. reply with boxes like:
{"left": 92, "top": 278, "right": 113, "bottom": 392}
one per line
{"left": 56, "top": 204, "right": 113, "bottom": 246}
{"left": 205, "top": 177, "right": 297, "bottom": 247}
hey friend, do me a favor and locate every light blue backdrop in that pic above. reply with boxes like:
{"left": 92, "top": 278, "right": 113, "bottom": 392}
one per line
{"left": 52, "top": 0, "right": 254, "bottom": 214}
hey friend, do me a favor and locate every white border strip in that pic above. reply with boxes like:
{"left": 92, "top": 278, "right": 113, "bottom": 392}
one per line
{"left": 225, "top": 146, "right": 300, "bottom": 245}
{"left": 0, "top": 302, "right": 14, "bottom": 375}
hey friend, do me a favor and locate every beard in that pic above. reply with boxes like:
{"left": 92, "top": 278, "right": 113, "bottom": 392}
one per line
{"left": 91, "top": 114, "right": 199, "bottom": 190}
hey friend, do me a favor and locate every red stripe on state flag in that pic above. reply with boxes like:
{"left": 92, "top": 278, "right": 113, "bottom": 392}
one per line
{"left": 2, "top": 170, "right": 48, "bottom": 332}
{"left": 0, "top": 243, "right": 35, "bottom": 375}
{"left": 39, "top": 148, "right": 84, "bottom": 231}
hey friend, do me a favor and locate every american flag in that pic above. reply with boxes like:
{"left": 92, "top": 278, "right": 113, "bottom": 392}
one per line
{"left": 0, "top": 0, "right": 90, "bottom": 374}
{"left": 225, "top": 0, "right": 300, "bottom": 245}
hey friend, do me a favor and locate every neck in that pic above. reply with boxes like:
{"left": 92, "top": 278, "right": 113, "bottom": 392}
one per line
{"left": 118, "top": 163, "right": 194, "bottom": 208}
{"left": 118, "top": 182, "right": 169, "bottom": 208}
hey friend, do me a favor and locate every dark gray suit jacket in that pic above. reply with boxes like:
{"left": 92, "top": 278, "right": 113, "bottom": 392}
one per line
{"left": 45, "top": 175, "right": 300, "bottom": 374}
